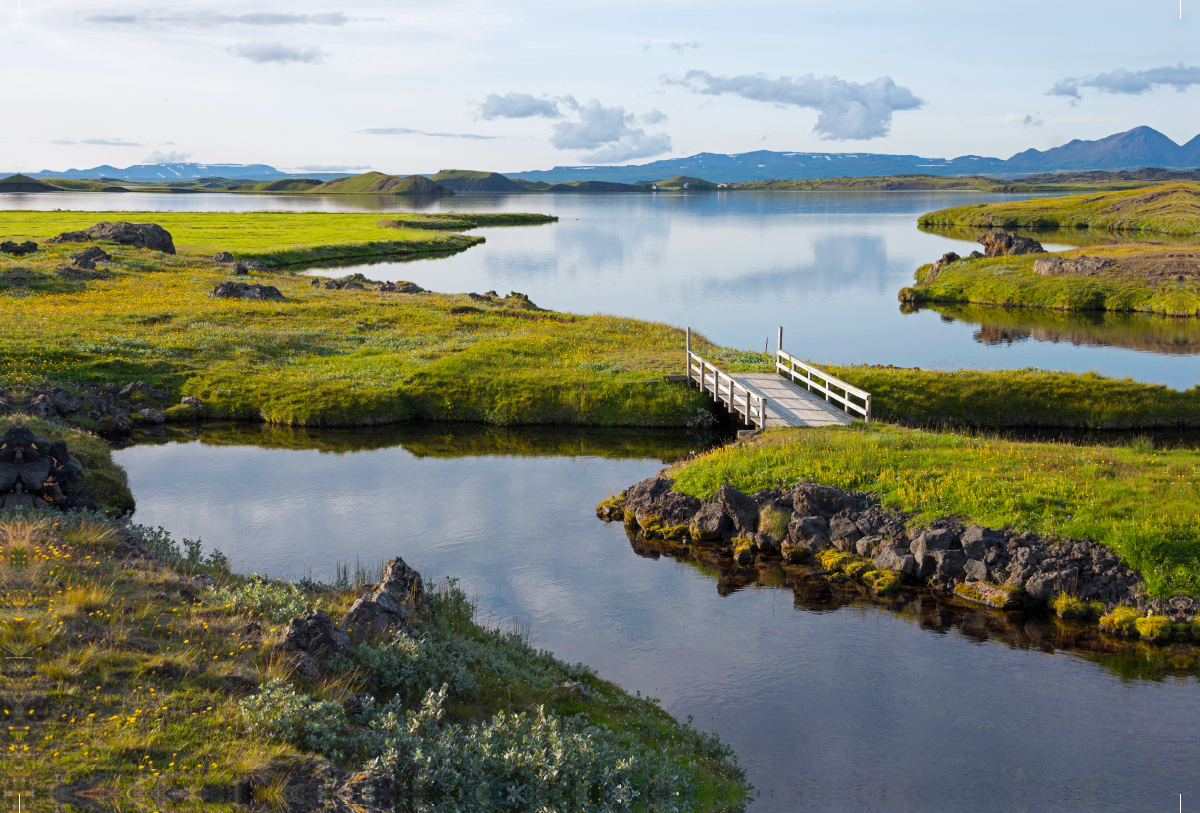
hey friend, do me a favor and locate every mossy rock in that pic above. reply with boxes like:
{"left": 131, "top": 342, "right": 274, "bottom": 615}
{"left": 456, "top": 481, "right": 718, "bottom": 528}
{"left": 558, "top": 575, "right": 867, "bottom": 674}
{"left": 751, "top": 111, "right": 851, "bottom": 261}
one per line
{"left": 1099, "top": 607, "right": 1141, "bottom": 637}
{"left": 690, "top": 526, "right": 723, "bottom": 542}
{"left": 1052, "top": 594, "right": 1097, "bottom": 619}
{"left": 953, "top": 581, "right": 1021, "bottom": 609}
{"left": 844, "top": 560, "right": 874, "bottom": 578}
{"left": 662, "top": 523, "right": 690, "bottom": 541}
{"left": 817, "top": 549, "right": 854, "bottom": 571}
{"left": 163, "top": 403, "right": 199, "bottom": 422}
{"left": 1135, "top": 615, "right": 1172, "bottom": 641}
{"left": 871, "top": 571, "right": 902, "bottom": 595}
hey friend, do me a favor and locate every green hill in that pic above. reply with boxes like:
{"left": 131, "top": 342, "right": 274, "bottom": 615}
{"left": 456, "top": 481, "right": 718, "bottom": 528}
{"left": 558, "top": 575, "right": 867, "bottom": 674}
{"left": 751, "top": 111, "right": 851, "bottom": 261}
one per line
{"left": 309, "top": 171, "right": 453, "bottom": 196}
{"left": 228, "top": 178, "right": 325, "bottom": 193}
{"left": 545, "top": 180, "right": 649, "bottom": 193}
{"left": 650, "top": 176, "right": 717, "bottom": 190}
{"left": 430, "top": 169, "right": 526, "bottom": 192}
{"left": 0, "top": 173, "right": 64, "bottom": 192}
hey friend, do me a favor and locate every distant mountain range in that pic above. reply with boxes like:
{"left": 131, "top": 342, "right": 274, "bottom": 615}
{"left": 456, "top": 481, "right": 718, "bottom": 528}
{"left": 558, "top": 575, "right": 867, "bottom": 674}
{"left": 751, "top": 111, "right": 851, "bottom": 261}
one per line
{"left": 6, "top": 126, "right": 1200, "bottom": 185}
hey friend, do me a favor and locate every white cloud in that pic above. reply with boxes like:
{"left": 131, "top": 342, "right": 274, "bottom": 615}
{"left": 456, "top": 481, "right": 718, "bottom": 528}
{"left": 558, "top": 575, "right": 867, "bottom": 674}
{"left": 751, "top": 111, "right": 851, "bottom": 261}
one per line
{"left": 357, "top": 127, "right": 501, "bottom": 140}
{"left": 669, "top": 70, "right": 923, "bottom": 140}
{"left": 550, "top": 100, "right": 672, "bottom": 162}
{"left": 141, "top": 150, "right": 193, "bottom": 164}
{"left": 82, "top": 138, "right": 143, "bottom": 147}
{"left": 639, "top": 108, "right": 668, "bottom": 125}
{"left": 90, "top": 12, "right": 347, "bottom": 27}
{"left": 227, "top": 42, "right": 327, "bottom": 65}
{"left": 478, "top": 92, "right": 562, "bottom": 120}
{"left": 669, "top": 41, "right": 703, "bottom": 52}
{"left": 1048, "top": 63, "right": 1200, "bottom": 103}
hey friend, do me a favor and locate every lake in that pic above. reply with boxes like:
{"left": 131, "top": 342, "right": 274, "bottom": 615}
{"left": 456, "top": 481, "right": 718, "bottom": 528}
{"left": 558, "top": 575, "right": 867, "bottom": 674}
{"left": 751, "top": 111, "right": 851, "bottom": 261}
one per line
{"left": 114, "top": 424, "right": 1200, "bottom": 813}
{"left": 3, "top": 189, "right": 1197, "bottom": 388}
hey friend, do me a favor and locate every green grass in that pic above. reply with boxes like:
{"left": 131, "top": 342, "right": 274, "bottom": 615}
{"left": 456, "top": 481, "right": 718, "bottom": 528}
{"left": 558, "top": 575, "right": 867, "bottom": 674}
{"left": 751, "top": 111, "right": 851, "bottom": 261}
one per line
{"left": 0, "top": 514, "right": 748, "bottom": 811}
{"left": 900, "top": 247, "right": 1200, "bottom": 316}
{"left": 0, "top": 210, "right": 483, "bottom": 266}
{"left": 666, "top": 423, "right": 1200, "bottom": 596}
{"left": 919, "top": 183, "right": 1200, "bottom": 235}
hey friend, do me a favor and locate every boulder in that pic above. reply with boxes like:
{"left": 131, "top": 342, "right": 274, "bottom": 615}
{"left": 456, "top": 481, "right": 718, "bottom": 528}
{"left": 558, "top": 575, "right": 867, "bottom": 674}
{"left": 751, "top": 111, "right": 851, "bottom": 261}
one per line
{"left": 977, "top": 231, "right": 1044, "bottom": 258}
{"left": 233, "top": 260, "right": 269, "bottom": 275}
{"left": 281, "top": 609, "right": 350, "bottom": 658}
{"left": 378, "top": 280, "right": 425, "bottom": 294}
{"left": 0, "top": 425, "right": 95, "bottom": 511}
{"left": 714, "top": 484, "right": 759, "bottom": 534}
{"left": 624, "top": 477, "right": 674, "bottom": 511}
{"left": 787, "top": 515, "right": 830, "bottom": 553}
{"left": 964, "top": 558, "right": 989, "bottom": 582}
{"left": 1033, "top": 255, "right": 1115, "bottom": 277}
{"left": 855, "top": 535, "right": 881, "bottom": 557}
{"left": 873, "top": 545, "right": 916, "bottom": 576}
{"left": 377, "top": 556, "right": 427, "bottom": 608}
{"left": 49, "top": 221, "right": 176, "bottom": 254}
{"left": 210, "top": 281, "right": 285, "bottom": 301}
{"left": 926, "top": 251, "right": 960, "bottom": 281}
{"left": 911, "top": 527, "right": 957, "bottom": 560}
{"left": 0, "top": 240, "right": 37, "bottom": 256}
{"left": 344, "top": 555, "right": 426, "bottom": 638}
{"left": 286, "top": 651, "right": 321, "bottom": 683}
{"left": 829, "top": 515, "right": 862, "bottom": 551}
{"left": 1024, "top": 567, "right": 1080, "bottom": 601}
{"left": 689, "top": 502, "right": 731, "bottom": 540}
{"left": 212, "top": 251, "right": 235, "bottom": 263}
{"left": 934, "top": 550, "right": 967, "bottom": 580}
{"left": 791, "top": 482, "right": 860, "bottom": 517}
{"left": 137, "top": 407, "right": 165, "bottom": 424}
{"left": 960, "top": 525, "right": 997, "bottom": 559}
{"left": 71, "top": 246, "right": 111, "bottom": 266}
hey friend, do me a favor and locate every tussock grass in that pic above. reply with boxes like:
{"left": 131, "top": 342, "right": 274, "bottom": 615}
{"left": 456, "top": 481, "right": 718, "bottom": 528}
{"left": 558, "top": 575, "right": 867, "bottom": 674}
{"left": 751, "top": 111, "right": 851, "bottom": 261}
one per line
{"left": 669, "top": 423, "right": 1200, "bottom": 596}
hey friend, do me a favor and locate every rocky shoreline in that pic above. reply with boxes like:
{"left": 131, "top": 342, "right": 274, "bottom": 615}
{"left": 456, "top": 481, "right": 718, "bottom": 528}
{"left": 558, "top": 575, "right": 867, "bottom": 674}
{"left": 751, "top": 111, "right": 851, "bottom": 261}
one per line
{"left": 598, "top": 474, "right": 1199, "bottom": 643}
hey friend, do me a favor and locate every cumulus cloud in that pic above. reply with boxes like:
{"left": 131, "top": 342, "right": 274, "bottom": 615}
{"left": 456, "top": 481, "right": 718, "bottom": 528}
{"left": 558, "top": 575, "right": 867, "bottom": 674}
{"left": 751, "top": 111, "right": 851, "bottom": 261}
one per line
{"left": 639, "top": 108, "right": 668, "bottom": 125}
{"left": 141, "top": 150, "right": 193, "bottom": 164}
{"left": 357, "top": 127, "right": 501, "bottom": 140}
{"left": 1048, "top": 63, "right": 1200, "bottom": 103}
{"left": 82, "top": 138, "right": 143, "bottom": 147}
{"left": 668, "top": 70, "right": 923, "bottom": 140}
{"left": 90, "top": 11, "right": 346, "bottom": 27}
{"left": 227, "top": 42, "right": 326, "bottom": 65}
{"left": 478, "top": 92, "right": 563, "bottom": 120}
{"left": 550, "top": 100, "right": 672, "bottom": 163}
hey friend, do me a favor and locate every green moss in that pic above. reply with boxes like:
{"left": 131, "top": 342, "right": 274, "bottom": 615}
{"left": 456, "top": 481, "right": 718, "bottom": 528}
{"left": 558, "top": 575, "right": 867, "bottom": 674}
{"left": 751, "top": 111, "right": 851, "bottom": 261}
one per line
{"left": 1135, "top": 615, "right": 1173, "bottom": 641}
{"left": 817, "top": 548, "right": 854, "bottom": 571}
{"left": 953, "top": 581, "right": 1021, "bottom": 608}
{"left": 1052, "top": 594, "right": 1097, "bottom": 619}
{"left": 1099, "top": 606, "right": 1141, "bottom": 636}
{"left": 871, "top": 571, "right": 903, "bottom": 595}
{"left": 843, "top": 560, "right": 875, "bottom": 578}
{"left": 162, "top": 403, "right": 197, "bottom": 421}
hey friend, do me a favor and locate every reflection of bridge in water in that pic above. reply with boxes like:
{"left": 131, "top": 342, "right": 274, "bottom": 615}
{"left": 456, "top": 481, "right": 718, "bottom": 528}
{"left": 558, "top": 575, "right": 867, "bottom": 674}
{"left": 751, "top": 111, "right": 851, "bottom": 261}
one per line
{"left": 684, "top": 327, "right": 871, "bottom": 428}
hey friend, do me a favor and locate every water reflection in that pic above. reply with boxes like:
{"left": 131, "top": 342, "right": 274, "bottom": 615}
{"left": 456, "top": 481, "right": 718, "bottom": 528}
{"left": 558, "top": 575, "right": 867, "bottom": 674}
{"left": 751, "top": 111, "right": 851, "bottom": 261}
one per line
{"left": 112, "top": 424, "right": 1200, "bottom": 811}
{"left": 919, "top": 222, "right": 1196, "bottom": 247}
{"left": 927, "top": 303, "right": 1200, "bottom": 355}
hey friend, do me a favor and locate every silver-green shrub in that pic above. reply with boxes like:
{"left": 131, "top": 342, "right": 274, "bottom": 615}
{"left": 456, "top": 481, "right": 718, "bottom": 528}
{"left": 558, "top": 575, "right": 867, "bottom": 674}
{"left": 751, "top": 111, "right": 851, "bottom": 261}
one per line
{"left": 209, "top": 576, "right": 307, "bottom": 621}
{"left": 241, "top": 679, "right": 360, "bottom": 761}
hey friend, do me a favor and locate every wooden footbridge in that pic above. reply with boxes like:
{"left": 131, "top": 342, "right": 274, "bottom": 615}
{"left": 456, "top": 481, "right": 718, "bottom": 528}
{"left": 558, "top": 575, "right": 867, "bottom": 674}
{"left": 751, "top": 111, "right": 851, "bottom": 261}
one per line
{"left": 684, "top": 327, "right": 871, "bottom": 429}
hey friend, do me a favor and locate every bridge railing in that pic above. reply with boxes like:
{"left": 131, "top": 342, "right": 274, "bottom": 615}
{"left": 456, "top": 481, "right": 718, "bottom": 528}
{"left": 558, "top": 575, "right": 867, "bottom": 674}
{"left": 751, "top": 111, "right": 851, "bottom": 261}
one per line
{"left": 686, "top": 349, "right": 767, "bottom": 429}
{"left": 775, "top": 348, "right": 871, "bottom": 422}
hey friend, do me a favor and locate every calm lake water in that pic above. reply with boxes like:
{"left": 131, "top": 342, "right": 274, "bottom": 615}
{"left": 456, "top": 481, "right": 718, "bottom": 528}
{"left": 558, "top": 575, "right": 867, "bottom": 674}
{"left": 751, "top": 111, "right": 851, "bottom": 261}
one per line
{"left": 4, "top": 189, "right": 1197, "bottom": 388}
{"left": 114, "top": 425, "right": 1200, "bottom": 813}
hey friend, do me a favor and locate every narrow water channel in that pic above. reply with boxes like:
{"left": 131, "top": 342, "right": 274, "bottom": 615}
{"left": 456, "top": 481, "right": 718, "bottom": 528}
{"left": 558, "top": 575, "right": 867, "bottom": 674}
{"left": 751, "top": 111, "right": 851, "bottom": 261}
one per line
{"left": 113, "top": 424, "right": 1200, "bottom": 813}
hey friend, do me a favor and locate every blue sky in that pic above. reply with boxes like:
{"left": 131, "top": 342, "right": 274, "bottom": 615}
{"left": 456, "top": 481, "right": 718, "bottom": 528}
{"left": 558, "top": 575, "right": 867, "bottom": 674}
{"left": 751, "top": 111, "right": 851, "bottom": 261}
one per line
{"left": 5, "top": 0, "right": 1199, "bottom": 173}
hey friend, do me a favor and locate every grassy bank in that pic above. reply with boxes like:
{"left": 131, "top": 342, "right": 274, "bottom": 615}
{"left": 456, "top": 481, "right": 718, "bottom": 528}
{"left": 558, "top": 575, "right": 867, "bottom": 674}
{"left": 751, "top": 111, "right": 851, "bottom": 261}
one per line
{"left": 667, "top": 423, "right": 1200, "bottom": 596}
{"left": 899, "top": 245, "right": 1200, "bottom": 316}
{"left": 0, "top": 238, "right": 711, "bottom": 427}
{"left": 0, "top": 511, "right": 748, "bottom": 810}
{"left": 918, "top": 183, "right": 1200, "bottom": 235}
{"left": 0, "top": 211, "right": 489, "bottom": 267}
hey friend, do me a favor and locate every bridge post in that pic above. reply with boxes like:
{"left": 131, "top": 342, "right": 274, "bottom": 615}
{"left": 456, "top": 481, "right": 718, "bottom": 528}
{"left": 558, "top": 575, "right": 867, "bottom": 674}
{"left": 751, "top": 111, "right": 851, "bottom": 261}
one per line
{"left": 685, "top": 327, "right": 691, "bottom": 384}
{"left": 777, "top": 326, "right": 782, "bottom": 355}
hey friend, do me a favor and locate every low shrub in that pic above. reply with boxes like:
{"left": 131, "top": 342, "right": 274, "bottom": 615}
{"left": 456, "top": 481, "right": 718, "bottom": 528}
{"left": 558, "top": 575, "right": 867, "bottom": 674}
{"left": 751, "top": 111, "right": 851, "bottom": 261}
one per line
{"left": 209, "top": 577, "right": 308, "bottom": 622}
{"left": 1135, "top": 615, "right": 1173, "bottom": 641}
{"left": 241, "top": 679, "right": 361, "bottom": 761}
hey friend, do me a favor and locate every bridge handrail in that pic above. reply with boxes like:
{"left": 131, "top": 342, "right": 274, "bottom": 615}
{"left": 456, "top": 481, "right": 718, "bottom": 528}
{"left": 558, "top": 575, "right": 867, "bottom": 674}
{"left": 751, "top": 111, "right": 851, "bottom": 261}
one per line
{"left": 686, "top": 349, "right": 767, "bottom": 429}
{"left": 775, "top": 349, "right": 871, "bottom": 422}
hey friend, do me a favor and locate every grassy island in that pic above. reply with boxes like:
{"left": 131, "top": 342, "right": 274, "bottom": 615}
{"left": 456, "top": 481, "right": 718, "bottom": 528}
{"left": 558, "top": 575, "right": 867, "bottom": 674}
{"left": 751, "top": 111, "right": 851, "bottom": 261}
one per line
{"left": 667, "top": 423, "right": 1200, "bottom": 597}
{"left": 902, "top": 185, "right": 1200, "bottom": 315}
{"left": 0, "top": 425, "right": 748, "bottom": 810}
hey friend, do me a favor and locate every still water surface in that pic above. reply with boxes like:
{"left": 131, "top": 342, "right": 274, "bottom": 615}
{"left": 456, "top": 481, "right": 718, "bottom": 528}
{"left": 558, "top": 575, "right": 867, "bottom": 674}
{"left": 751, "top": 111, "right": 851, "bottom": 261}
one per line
{"left": 114, "top": 425, "right": 1200, "bottom": 812}
{"left": 4, "top": 190, "right": 1197, "bottom": 388}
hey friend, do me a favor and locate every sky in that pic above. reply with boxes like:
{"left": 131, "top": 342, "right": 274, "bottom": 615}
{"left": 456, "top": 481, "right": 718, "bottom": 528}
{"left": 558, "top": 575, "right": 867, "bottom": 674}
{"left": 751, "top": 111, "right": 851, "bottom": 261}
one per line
{"left": 4, "top": 0, "right": 1200, "bottom": 174}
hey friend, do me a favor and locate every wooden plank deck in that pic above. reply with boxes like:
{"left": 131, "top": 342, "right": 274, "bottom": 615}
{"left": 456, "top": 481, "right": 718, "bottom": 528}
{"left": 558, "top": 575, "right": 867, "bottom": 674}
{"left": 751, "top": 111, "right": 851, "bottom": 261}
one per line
{"left": 734, "top": 373, "right": 856, "bottom": 427}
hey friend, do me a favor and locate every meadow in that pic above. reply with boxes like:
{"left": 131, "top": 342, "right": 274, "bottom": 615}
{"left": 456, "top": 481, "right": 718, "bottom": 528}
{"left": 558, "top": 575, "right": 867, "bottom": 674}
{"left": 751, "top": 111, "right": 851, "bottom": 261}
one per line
{"left": 0, "top": 421, "right": 748, "bottom": 810}
{"left": 668, "top": 423, "right": 1200, "bottom": 597}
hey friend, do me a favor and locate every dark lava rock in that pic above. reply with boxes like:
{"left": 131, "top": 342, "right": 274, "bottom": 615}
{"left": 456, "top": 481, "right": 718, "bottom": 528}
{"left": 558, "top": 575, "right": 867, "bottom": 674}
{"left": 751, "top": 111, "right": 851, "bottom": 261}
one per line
{"left": 927, "top": 251, "right": 960, "bottom": 281}
{"left": 71, "top": 246, "right": 111, "bottom": 266}
{"left": 0, "top": 425, "right": 95, "bottom": 511}
{"left": 0, "top": 240, "right": 37, "bottom": 256}
{"left": 232, "top": 260, "right": 269, "bottom": 275}
{"left": 212, "top": 251, "right": 235, "bottom": 263}
{"left": 714, "top": 484, "right": 759, "bottom": 534}
{"left": 787, "top": 515, "right": 830, "bottom": 553}
{"left": 624, "top": 477, "right": 674, "bottom": 511}
{"left": 282, "top": 609, "right": 350, "bottom": 658}
{"left": 210, "top": 281, "right": 285, "bottom": 301}
{"left": 344, "top": 555, "right": 426, "bottom": 639}
{"left": 49, "top": 221, "right": 176, "bottom": 254}
{"left": 829, "top": 515, "right": 863, "bottom": 551}
{"left": 977, "top": 231, "right": 1044, "bottom": 258}
{"left": 791, "top": 482, "right": 860, "bottom": 518}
